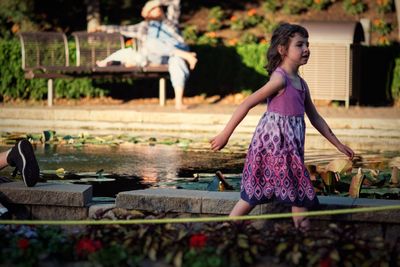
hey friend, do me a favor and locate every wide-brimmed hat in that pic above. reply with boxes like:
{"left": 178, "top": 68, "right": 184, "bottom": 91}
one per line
{"left": 141, "top": 1, "right": 161, "bottom": 18}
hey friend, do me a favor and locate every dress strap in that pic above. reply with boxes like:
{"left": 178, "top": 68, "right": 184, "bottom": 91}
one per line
{"left": 274, "top": 67, "right": 287, "bottom": 87}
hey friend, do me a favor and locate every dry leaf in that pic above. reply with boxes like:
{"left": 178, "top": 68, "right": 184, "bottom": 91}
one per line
{"left": 326, "top": 159, "right": 352, "bottom": 173}
{"left": 349, "top": 168, "right": 365, "bottom": 198}
{"left": 388, "top": 157, "right": 400, "bottom": 184}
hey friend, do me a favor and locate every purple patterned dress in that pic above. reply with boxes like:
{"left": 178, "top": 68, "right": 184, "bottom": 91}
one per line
{"left": 241, "top": 67, "right": 319, "bottom": 208}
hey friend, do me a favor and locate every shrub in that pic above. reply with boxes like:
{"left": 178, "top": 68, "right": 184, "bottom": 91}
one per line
{"left": 310, "top": 0, "right": 332, "bottom": 10}
{"left": 342, "top": 0, "right": 366, "bottom": 15}
{"left": 197, "top": 32, "right": 220, "bottom": 46}
{"left": 376, "top": 0, "right": 393, "bottom": 13}
{"left": 392, "top": 57, "right": 400, "bottom": 104}
{"left": 371, "top": 18, "right": 392, "bottom": 36}
{"left": 239, "top": 32, "right": 258, "bottom": 45}
{"left": 0, "top": 38, "right": 106, "bottom": 100}
{"left": 229, "top": 15, "right": 246, "bottom": 31}
{"left": 262, "top": 0, "right": 281, "bottom": 13}
{"left": 282, "top": 0, "right": 309, "bottom": 14}
{"left": 244, "top": 9, "right": 263, "bottom": 28}
{"left": 182, "top": 25, "right": 199, "bottom": 44}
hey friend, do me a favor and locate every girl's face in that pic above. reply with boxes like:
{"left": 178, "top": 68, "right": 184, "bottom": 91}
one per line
{"left": 283, "top": 33, "right": 310, "bottom": 67}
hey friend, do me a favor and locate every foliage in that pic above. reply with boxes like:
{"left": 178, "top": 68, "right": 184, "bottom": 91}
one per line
{"left": 371, "top": 18, "right": 392, "bottom": 35}
{"left": 244, "top": 9, "right": 263, "bottom": 28}
{"left": 262, "top": 0, "right": 281, "bottom": 13}
{"left": 197, "top": 32, "right": 220, "bottom": 46}
{"left": 376, "top": 0, "right": 393, "bottom": 13}
{"left": 0, "top": 217, "right": 399, "bottom": 267}
{"left": 182, "top": 25, "right": 199, "bottom": 44}
{"left": 207, "top": 6, "right": 226, "bottom": 22}
{"left": 0, "top": 0, "right": 37, "bottom": 39}
{"left": 392, "top": 57, "right": 400, "bottom": 103}
{"left": 282, "top": 0, "right": 309, "bottom": 15}
{"left": 238, "top": 32, "right": 259, "bottom": 45}
{"left": 229, "top": 15, "right": 246, "bottom": 31}
{"left": 310, "top": 0, "right": 332, "bottom": 10}
{"left": 260, "top": 18, "right": 279, "bottom": 34}
{"left": 342, "top": 0, "right": 366, "bottom": 15}
{"left": 0, "top": 38, "right": 106, "bottom": 100}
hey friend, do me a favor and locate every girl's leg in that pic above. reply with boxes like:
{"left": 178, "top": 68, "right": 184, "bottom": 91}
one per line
{"left": 229, "top": 199, "right": 254, "bottom": 217}
{"left": 292, "top": 206, "right": 310, "bottom": 230}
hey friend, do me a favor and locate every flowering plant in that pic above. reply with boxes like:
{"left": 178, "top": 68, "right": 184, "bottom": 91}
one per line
{"left": 376, "top": 0, "right": 393, "bottom": 13}
{"left": 342, "top": 0, "right": 366, "bottom": 15}
{"left": 244, "top": 9, "right": 263, "bottom": 28}
{"left": 182, "top": 25, "right": 198, "bottom": 44}
{"left": 0, "top": 207, "right": 398, "bottom": 267}
{"left": 372, "top": 18, "right": 392, "bottom": 35}
{"left": 229, "top": 15, "right": 246, "bottom": 31}
{"left": 310, "top": 0, "right": 332, "bottom": 10}
{"left": 207, "top": 6, "right": 225, "bottom": 31}
{"left": 197, "top": 32, "right": 220, "bottom": 46}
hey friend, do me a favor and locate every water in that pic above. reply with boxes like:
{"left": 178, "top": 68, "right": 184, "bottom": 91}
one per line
{"left": 0, "top": 144, "right": 245, "bottom": 197}
{"left": 1, "top": 143, "right": 399, "bottom": 198}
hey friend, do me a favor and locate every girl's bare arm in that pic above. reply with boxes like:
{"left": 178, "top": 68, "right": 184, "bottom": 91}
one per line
{"left": 210, "top": 72, "right": 284, "bottom": 151}
{"left": 304, "top": 87, "right": 354, "bottom": 159}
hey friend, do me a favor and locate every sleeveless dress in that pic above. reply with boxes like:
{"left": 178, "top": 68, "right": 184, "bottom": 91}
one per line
{"left": 240, "top": 67, "right": 319, "bottom": 208}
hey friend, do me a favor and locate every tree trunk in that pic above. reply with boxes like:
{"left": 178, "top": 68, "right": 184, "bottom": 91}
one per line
{"left": 85, "top": 0, "right": 100, "bottom": 32}
{"left": 396, "top": 0, "right": 400, "bottom": 41}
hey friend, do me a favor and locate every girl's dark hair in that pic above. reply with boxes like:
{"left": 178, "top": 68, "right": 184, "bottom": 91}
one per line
{"left": 266, "top": 23, "right": 309, "bottom": 75}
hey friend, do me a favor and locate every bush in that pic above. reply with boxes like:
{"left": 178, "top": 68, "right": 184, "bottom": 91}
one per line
{"left": 392, "top": 57, "right": 400, "bottom": 103}
{"left": 0, "top": 38, "right": 107, "bottom": 101}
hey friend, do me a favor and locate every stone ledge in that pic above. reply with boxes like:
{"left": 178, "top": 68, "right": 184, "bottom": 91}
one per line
{"left": 116, "top": 189, "right": 400, "bottom": 224}
{"left": 116, "top": 188, "right": 203, "bottom": 213}
{"left": 0, "top": 182, "right": 92, "bottom": 207}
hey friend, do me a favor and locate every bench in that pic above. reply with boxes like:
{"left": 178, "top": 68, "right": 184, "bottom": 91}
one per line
{"left": 18, "top": 31, "right": 169, "bottom": 106}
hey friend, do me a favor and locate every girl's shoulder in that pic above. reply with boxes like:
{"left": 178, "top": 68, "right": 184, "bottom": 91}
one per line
{"left": 270, "top": 68, "right": 287, "bottom": 87}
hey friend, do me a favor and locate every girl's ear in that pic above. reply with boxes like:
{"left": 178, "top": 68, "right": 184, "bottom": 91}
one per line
{"left": 278, "top": 45, "right": 286, "bottom": 57}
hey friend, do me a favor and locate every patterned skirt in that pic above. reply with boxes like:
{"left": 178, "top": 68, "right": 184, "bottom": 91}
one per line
{"left": 241, "top": 112, "right": 319, "bottom": 208}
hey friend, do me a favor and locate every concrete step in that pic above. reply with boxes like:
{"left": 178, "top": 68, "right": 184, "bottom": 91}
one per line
{"left": 0, "top": 182, "right": 92, "bottom": 220}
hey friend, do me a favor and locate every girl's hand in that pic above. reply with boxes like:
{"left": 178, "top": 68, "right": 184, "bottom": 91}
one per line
{"left": 210, "top": 133, "right": 229, "bottom": 151}
{"left": 337, "top": 143, "right": 354, "bottom": 160}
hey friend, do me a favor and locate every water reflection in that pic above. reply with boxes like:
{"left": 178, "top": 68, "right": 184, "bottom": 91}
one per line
{"left": 0, "top": 144, "right": 398, "bottom": 197}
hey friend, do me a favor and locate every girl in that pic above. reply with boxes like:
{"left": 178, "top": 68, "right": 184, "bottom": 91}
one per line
{"left": 210, "top": 23, "right": 354, "bottom": 230}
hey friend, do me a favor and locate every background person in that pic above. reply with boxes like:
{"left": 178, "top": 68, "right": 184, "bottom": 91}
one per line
{"left": 97, "top": 0, "right": 196, "bottom": 110}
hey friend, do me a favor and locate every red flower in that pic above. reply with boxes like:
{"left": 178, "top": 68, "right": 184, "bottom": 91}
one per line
{"left": 17, "top": 238, "right": 30, "bottom": 250}
{"left": 76, "top": 238, "right": 102, "bottom": 257}
{"left": 319, "top": 256, "right": 331, "bottom": 267}
{"left": 189, "top": 233, "right": 207, "bottom": 248}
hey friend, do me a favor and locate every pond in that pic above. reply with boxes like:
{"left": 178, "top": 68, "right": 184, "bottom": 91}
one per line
{"left": 0, "top": 142, "right": 399, "bottom": 198}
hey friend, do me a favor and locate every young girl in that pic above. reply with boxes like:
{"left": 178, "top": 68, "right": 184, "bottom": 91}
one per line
{"left": 210, "top": 23, "right": 354, "bottom": 230}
